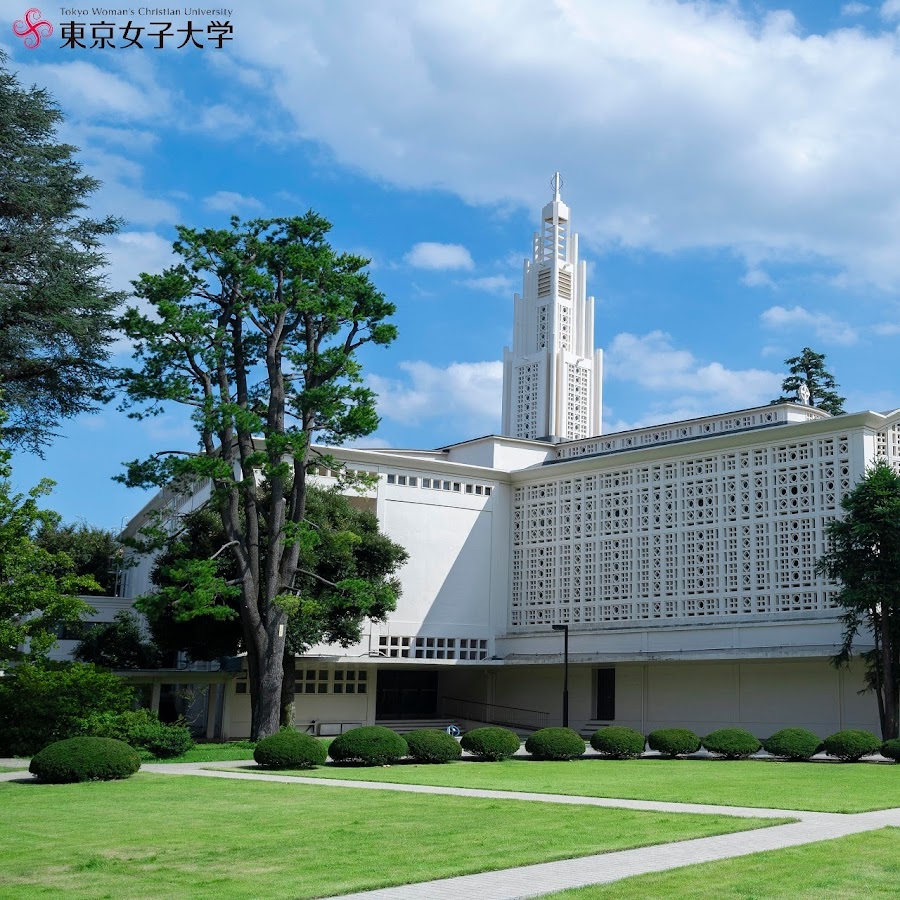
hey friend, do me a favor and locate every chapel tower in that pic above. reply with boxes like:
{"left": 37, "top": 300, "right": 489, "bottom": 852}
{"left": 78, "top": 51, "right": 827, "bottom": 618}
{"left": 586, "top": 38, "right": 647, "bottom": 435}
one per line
{"left": 501, "top": 174, "right": 603, "bottom": 441}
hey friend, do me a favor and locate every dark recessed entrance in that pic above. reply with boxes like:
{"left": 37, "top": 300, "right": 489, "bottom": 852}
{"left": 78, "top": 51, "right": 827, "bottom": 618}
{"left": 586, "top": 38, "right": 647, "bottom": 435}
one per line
{"left": 376, "top": 669, "right": 438, "bottom": 719}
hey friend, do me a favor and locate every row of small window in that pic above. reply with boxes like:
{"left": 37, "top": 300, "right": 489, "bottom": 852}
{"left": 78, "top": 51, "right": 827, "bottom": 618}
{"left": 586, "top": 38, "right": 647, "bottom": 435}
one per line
{"left": 297, "top": 669, "right": 368, "bottom": 694}
{"left": 313, "top": 466, "right": 378, "bottom": 479}
{"left": 235, "top": 669, "right": 368, "bottom": 695}
{"left": 385, "top": 473, "right": 493, "bottom": 496}
{"left": 378, "top": 636, "right": 489, "bottom": 660}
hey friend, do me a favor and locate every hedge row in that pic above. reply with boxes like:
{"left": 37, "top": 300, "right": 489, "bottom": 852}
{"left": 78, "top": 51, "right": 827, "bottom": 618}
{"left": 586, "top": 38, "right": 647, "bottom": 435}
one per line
{"left": 28, "top": 724, "right": 895, "bottom": 783}
{"left": 588, "top": 726, "right": 890, "bottom": 762}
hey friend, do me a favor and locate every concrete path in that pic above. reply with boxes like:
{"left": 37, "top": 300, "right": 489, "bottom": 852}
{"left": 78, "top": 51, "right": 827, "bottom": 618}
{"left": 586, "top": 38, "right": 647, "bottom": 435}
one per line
{"left": 8, "top": 759, "right": 900, "bottom": 899}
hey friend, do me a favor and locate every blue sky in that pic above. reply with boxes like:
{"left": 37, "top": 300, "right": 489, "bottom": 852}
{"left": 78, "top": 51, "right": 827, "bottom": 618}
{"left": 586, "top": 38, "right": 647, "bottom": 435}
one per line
{"left": 3, "top": 0, "right": 900, "bottom": 530}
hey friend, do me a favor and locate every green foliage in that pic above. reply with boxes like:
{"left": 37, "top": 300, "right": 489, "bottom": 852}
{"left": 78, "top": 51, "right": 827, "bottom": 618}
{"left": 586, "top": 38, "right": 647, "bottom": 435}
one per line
{"left": 648, "top": 728, "right": 702, "bottom": 758}
{"left": 0, "top": 52, "right": 122, "bottom": 452}
{"left": 33, "top": 521, "right": 125, "bottom": 596}
{"left": 590, "top": 726, "right": 646, "bottom": 759}
{"left": 137, "top": 506, "right": 243, "bottom": 661}
{"left": 771, "top": 347, "right": 845, "bottom": 416}
{"left": 702, "top": 728, "right": 762, "bottom": 759}
{"left": 763, "top": 728, "right": 822, "bottom": 760}
{"left": 819, "top": 461, "right": 900, "bottom": 739}
{"left": 328, "top": 726, "right": 408, "bottom": 766}
{"left": 404, "top": 729, "right": 462, "bottom": 764}
{"left": 254, "top": 730, "right": 327, "bottom": 769}
{"left": 138, "top": 488, "right": 407, "bottom": 674}
{"left": 29, "top": 736, "right": 140, "bottom": 783}
{"left": 115, "top": 213, "right": 399, "bottom": 738}
{"left": 78, "top": 707, "right": 194, "bottom": 758}
{"left": 880, "top": 738, "right": 900, "bottom": 762}
{"left": 0, "top": 660, "right": 134, "bottom": 755}
{"left": 821, "top": 729, "right": 882, "bottom": 762}
{"left": 524, "top": 727, "right": 586, "bottom": 761}
{"left": 129, "top": 720, "right": 194, "bottom": 759}
{"left": 460, "top": 727, "right": 521, "bottom": 761}
{"left": 0, "top": 437, "right": 97, "bottom": 663}
{"left": 74, "top": 611, "right": 162, "bottom": 669}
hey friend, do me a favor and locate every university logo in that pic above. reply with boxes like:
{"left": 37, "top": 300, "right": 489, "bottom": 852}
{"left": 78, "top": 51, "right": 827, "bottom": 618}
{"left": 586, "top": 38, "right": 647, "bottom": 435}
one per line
{"left": 12, "top": 8, "right": 53, "bottom": 48}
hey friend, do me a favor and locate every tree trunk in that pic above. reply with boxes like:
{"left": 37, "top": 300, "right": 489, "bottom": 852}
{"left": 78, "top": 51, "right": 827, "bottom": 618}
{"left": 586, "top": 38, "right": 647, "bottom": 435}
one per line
{"left": 280, "top": 652, "right": 296, "bottom": 728}
{"left": 878, "top": 611, "right": 899, "bottom": 739}
{"left": 248, "top": 641, "right": 285, "bottom": 740}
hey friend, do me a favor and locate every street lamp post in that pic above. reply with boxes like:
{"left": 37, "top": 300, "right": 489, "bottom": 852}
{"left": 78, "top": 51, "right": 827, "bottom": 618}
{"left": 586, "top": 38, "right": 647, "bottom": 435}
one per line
{"left": 551, "top": 623, "right": 569, "bottom": 728}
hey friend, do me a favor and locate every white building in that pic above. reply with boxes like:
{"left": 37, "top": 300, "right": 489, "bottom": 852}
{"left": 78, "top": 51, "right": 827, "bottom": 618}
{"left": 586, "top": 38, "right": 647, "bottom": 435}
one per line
{"left": 119, "top": 178, "right": 899, "bottom": 741}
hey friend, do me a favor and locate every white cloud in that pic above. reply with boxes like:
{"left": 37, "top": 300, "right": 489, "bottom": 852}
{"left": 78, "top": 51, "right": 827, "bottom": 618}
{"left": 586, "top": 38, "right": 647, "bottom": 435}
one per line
{"left": 605, "top": 331, "right": 782, "bottom": 410}
{"left": 463, "top": 274, "right": 515, "bottom": 295}
{"left": 21, "top": 59, "right": 172, "bottom": 122}
{"left": 405, "top": 242, "right": 474, "bottom": 271}
{"left": 880, "top": 0, "right": 900, "bottom": 20}
{"left": 103, "top": 231, "right": 177, "bottom": 356}
{"left": 742, "top": 267, "right": 774, "bottom": 288}
{"left": 369, "top": 361, "right": 502, "bottom": 431}
{"left": 760, "top": 305, "right": 859, "bottom": 345}
{"left": 103, "top": 231, "right": 175, "bottom": 294}
{"left": 842, "top": 2, "right": 871, "bottom": 15}
{"left": 227, "top": 0, "right": 900, "bottom": 288}
{"left": 195, "top": 104, "right": 256, "bottom": 136}
{"left": 204, "top": 191, "right": 264, "bottom": 213}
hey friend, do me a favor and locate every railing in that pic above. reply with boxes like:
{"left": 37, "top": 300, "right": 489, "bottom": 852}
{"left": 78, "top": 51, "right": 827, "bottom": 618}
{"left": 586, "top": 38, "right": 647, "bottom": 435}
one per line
{"left": 440, "top": 696, "right": 549, "bottom": 731}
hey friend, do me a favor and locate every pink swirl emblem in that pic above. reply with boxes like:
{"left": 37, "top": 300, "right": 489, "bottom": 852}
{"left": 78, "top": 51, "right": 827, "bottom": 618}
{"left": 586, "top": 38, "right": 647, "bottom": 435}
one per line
{"left": 12, "top": 8, "right": 53, "bottom": 49}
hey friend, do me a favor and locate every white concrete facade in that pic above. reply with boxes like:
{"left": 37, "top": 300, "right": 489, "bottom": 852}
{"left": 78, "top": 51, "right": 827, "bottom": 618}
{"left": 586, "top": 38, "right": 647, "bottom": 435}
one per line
{"left": 114, "top": 181, "right": 900, "bottom": 740}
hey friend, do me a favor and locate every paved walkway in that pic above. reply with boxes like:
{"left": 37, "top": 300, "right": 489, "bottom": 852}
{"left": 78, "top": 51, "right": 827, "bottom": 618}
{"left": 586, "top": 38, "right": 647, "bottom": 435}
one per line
{"left": 7, "top": 759, "right": 900, "bottom": 899}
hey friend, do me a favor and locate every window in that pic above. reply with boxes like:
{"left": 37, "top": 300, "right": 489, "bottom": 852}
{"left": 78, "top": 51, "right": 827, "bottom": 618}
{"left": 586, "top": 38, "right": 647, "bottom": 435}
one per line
{"left": 386, "top": 474, "right": 396, "bottom": 484}
{"left": 485, "top": 487, "right": 493, "bottom": 496}
{"left": 465, "top": 484, "right": 474, "bottom": 494}
{"left": 294, "top": 669, "right": 368, "bottom": 695}
{"left": 409, "top": 476, "right": 418, "bottom": 487}
{"left": 334, "top": 670, "right": 367, "bottom": 694}
{"left": 453, "top": 482, "right": 461, "bottom": 492}
{"left": 235, "top": 681, "right": 247, "bottom": 694}
{"left": 596, "top": 668, "right": 615, "bottom": 720}
{"left": 422, "top": 478, "right": 431, "bottom": 488}
{"left": 299, "top": 669, "right": 330, "bottom": 694}
{"left": 397, "top": 475, "right": 407, "bottom": 485}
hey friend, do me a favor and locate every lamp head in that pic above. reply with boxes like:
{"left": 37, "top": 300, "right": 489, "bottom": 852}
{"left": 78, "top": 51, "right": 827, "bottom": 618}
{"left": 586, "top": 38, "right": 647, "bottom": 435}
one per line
{"left": 551, "top": 624, "right": 568, "bottom": 632}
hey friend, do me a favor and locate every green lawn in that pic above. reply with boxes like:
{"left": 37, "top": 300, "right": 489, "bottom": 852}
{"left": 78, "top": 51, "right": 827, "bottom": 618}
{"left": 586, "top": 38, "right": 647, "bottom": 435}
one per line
{"left": 249, "top": 756, "right": 900, "bottom": 813}
{"left": 141, "top": 741, "right": 257, "bottom": 764}
{"left": 0, "top": 773, "right": 780, "bottom": 900}
{"left": 542, "top": 827, "right": 900, "bottom": 899}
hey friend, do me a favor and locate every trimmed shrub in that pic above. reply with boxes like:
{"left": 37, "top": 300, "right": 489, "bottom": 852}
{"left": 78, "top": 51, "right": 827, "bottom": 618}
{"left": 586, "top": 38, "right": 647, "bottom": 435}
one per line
{"left": 821, "top": 729, "right": 882, "bottom": 762}
{"left": 525, "top": 727, "right": 586, "bottom": 761}
{"left": 591, "top": 725, "right": 646, "bottom": 759}
{"left": 29, "top": 737, "right": 140, "bottom": 783}
{"left": 763, "top": 728, "right": 822, "bottom": 761}
{"left": 591, "top": 726, "right": 646, "bottom": 759}
{"left": 880, "top": 739, "right": 900, "bottom": 762}
{"left": 405, "top": 729, "right": 462, "bottom": 764}
{"left": 648, "top": 728, "right": 701, "bottom": 758}
{"left": 328, "top": 726, "right": 408, "bottom": 766}
{"left": 254, "top": 731, "right": 327, "bottom": 769}
{"left": 460, "top": 727, "right": 521, "bottom": 761}
{"left": 702, "top": 728, "right": 761, "bottom": 760}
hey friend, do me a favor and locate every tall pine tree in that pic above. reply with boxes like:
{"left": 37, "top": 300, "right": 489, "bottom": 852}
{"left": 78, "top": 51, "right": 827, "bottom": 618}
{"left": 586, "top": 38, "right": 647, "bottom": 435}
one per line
{"left": 0, "top": 52, "right": 121, "bottom": 452}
